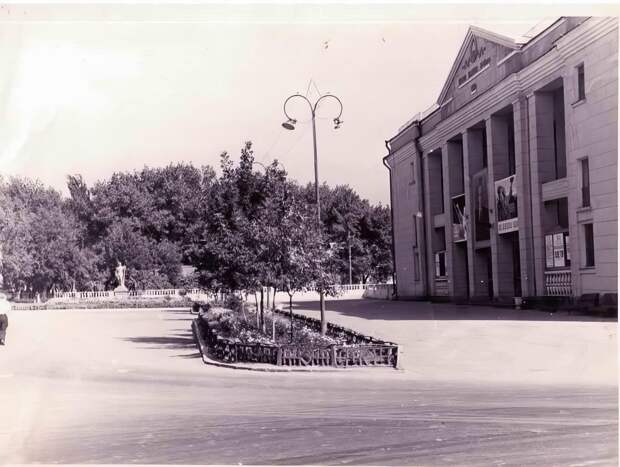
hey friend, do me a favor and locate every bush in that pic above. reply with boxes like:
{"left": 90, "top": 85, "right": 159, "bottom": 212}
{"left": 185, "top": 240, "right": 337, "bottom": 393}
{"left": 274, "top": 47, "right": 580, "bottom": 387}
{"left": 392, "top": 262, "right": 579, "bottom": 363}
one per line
{"left": 223, "top": 294, "right": 243, "bottom": 311}
{"left": 204, "top": 305, "right": 345, "bottom": 347}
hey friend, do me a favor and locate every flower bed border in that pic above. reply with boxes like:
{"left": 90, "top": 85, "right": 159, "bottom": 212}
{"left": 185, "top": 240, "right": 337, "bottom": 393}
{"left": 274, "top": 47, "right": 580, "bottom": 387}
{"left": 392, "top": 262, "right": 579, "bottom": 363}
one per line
{"left": 194, "top": 308, "right": 399, "bottom": 369}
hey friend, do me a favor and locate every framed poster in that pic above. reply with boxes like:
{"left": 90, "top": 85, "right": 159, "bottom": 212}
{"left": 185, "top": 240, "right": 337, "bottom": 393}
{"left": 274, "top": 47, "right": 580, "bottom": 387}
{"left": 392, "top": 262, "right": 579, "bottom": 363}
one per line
{"left": 451, "top": 194, "right": 467, "bottom": 242}
{"left": 553, "top": 233, "right": 565, "bottom": 268}
{"left": 545, "top": 234, "right": 554, "bottom": 268}
{"left": 495, "top": 175, "right": 518, "bottom": 234}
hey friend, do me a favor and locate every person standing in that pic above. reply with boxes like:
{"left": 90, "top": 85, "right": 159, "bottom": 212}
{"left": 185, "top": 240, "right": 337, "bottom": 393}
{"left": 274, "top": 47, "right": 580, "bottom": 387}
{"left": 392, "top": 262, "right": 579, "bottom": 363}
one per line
{"left": 0, "top": 312, "right": 8, "bottom": 345}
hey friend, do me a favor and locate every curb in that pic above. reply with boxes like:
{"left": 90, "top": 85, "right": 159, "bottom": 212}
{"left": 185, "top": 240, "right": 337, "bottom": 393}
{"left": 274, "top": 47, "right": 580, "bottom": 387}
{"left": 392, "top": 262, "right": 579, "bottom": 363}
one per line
{"left": 191, "top": 319, "right": 403, "bottom": 374}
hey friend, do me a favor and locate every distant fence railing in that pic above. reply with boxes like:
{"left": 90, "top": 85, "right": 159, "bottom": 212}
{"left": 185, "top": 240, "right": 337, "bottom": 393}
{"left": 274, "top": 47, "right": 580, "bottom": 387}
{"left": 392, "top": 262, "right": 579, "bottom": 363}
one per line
{"left": 362, "top": 283, "right": 395, "bottom": 300}
{"left": 37, "top": 284, "right": 389, "bottom": 303}
{"left": 50, "top": 288, "right": 210, "bottom": 302}
{"left": 336, "top": 284, "right": 368, "bottom": 291}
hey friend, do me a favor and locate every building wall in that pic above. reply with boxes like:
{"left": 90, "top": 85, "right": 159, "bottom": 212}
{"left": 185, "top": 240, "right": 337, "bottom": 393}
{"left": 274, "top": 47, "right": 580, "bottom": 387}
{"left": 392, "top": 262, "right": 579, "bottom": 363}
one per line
{"left": 563, "top": 25, "right": 618, "bottom": 295}
{"left": 387, "top": 139, "right": 427, "bottom": 298}
{"left": 386, "top": 17, "right": 618, "bottom": 301}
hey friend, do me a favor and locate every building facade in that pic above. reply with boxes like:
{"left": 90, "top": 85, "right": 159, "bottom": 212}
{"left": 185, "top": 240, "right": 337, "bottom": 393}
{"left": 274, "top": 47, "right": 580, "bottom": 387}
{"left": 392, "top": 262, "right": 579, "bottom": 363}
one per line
{"left": 384, "top": 17, "right": 618, "bottom": 302}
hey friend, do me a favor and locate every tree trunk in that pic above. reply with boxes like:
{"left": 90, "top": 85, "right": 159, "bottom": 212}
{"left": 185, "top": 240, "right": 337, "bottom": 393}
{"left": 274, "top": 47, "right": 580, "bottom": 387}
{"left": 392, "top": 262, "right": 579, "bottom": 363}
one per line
{"left": 254, "top": 292, "right": 259, "bottom": 328}
{"left": 320, "top": 290, "right": 326, "bottom": 335}
{"left": 272, "top": 311, "right": 276, "bottom": 341}
{"left": 272, "top": 287, "right": 277, "bottom": 310}
{"left": 289, "top": 293, "right": 294, "bottom": 342}
{"left": 260, "top": 288, "right": 265, "bottom": 333}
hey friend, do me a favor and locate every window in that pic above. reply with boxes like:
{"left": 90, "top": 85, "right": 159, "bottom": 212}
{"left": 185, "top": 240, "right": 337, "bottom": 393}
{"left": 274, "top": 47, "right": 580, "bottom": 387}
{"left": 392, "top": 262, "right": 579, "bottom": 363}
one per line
{"left": 434, "top": 251, "right": 446, "bottom": 278}
{"left": 413, "top": 250, "right": 420, "bottom": 281}
{"left": 577, "top": 64, "right": 585, "bottom": 101}
{"left": 507, "top": 118, "right": 516, "bottom": 175}
{"left": 410, "top": 161, "right": 415, "bottom": 184}
{"left": 581, "top": 158, "right": 590, "bottom": 207}
{"left": 412, "top": 215, "right": 418, "bottom": 247}
{"left": 584, "top": 223, "right": 595, "bottom": 267}
{"left": 439, "top": 162, "right": 445, "bottom": 212}
{"left": 482, "top": 128, "right": 488, "bottom": 168}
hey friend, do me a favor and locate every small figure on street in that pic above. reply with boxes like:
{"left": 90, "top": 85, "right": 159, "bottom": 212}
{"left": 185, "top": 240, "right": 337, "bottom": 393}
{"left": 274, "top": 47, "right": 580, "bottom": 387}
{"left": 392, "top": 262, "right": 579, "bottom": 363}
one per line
{"left": 0, "top": 313, "right": 8, "bottom": 346}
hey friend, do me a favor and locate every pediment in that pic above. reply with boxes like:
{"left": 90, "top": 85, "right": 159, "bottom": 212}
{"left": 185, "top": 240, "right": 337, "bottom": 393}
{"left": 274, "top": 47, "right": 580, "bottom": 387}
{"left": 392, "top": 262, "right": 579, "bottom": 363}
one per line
{"left": 437, "top": 26, "right": 519, "bottom": 106}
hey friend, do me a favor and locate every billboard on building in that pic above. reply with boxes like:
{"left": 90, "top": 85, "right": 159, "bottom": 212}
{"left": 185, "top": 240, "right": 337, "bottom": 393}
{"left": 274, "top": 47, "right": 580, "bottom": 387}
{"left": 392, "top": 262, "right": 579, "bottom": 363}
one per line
{"left": 553, "top": 233, "right": 566, "bottom": 268}
{"left": 472, "top": 170, "right": 490, "bottom": 242}
{"left": 495, "top": 175, "right": 518, "bottom": 234}
{"left": 451, "top": 194, "right": 467, "bottom": 242}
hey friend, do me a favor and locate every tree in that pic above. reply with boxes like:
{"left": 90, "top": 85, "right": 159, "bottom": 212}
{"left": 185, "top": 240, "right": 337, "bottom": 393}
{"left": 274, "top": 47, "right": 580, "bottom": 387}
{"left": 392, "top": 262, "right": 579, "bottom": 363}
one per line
{"left": 0, "top": 177, "right": 96, "bottom": 295}
{"left": 300, "top": 183, "right": 392, "bottom": 285}
{"left": 189, "top": 144, "right": 267, "bottom": 296}
{"left": 92, "top": 218, "right": 182, "bottom": 290}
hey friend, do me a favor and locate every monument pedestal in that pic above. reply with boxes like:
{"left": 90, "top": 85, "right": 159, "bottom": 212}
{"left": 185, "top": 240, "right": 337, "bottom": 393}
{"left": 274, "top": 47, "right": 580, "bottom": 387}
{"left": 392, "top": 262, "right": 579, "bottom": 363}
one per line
{"left": 114, "top": 285, "right": 129, "bottom": 299}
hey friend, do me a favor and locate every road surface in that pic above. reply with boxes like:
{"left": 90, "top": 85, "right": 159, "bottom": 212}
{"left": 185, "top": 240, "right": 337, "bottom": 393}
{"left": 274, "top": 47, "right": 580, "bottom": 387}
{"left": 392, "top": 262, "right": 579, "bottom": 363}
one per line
{"left": 0, "top": 303, "right": 617, "bottom": 465}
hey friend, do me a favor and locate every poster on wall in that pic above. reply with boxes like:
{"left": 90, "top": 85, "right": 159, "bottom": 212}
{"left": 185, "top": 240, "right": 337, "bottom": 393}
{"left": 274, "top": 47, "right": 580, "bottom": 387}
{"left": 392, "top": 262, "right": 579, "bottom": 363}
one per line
{"left": 495, "top": 175, "right": 518, "bottom": 234}
{"left": 553, "top": 232, "right": 565, "bottom": 268}
{"left": 452, "top": 195, "right": 467, "bottom": 242}
{"left": 473, "top": 170, "right": 490, "bottom": 242}
{"left": 545, "top": 235, "right": 554, "bottom": 268}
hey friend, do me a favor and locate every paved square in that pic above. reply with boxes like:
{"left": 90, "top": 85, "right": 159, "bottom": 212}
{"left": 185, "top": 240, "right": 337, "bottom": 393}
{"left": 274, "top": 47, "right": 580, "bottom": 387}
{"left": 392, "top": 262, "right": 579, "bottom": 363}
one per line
{"left": 0, "top": 300, "right": 616, "bottom": 465}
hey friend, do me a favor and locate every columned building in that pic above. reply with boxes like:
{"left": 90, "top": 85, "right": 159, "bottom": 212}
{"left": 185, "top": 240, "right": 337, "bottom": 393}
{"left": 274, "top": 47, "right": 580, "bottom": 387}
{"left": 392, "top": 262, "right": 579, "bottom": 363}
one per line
{"left": 384, "top": 17, "right": 618, "bottom": 302}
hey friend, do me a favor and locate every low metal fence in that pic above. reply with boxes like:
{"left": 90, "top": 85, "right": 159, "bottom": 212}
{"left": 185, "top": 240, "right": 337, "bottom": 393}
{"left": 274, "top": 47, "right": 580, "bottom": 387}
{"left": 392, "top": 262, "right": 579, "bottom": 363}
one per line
{"left": 196, "top": 312, "right": 398, "bottom": 368}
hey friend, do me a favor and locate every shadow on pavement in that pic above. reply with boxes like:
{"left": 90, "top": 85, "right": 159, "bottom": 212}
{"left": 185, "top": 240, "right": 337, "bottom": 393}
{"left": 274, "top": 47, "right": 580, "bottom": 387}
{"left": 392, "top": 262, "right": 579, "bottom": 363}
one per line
{"left": 171, "top": 351, "right": 202, "bottom": 359}
{"left": 122, "top": 332, "right": 196, "bottom": 350}
{"left": 292, "top": 299, "right": 616, "bottom": 323}
{"left": 160, "top": 309, "right": 192, "bottom": 314}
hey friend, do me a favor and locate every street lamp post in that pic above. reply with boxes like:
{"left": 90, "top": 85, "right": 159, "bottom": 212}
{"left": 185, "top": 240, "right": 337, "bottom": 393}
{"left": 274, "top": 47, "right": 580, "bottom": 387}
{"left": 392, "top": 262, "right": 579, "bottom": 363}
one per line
{"left": 282, "top": 92, "right": 343, "bottom": 335}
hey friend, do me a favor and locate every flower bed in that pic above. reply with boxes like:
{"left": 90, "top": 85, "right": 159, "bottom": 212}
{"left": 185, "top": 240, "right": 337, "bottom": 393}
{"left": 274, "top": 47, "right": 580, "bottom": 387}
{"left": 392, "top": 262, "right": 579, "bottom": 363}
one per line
{"left": 194, "top": 303, "right": 399, "bottom": 368}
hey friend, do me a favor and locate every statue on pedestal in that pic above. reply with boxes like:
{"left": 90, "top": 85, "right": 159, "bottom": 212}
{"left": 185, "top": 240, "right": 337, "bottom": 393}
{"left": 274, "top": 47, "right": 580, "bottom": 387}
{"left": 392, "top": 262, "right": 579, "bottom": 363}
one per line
{"left": 114, "top": 261, "right": 128, "bottom": 292}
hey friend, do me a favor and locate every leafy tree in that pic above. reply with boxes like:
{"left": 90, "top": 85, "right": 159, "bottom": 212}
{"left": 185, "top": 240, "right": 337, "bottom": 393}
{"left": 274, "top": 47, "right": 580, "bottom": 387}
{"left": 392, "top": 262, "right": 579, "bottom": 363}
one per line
{"left": 92, "top": 218, "right": 182, "bottom": 289}
{"left": 0, "top": 141, "right": 392, "bottom": 312}
{"left": 0, "top": 177, "right": 96, "bottom": 296}
{"left": 299, "top": 183, "right": 392, "bottom": 285}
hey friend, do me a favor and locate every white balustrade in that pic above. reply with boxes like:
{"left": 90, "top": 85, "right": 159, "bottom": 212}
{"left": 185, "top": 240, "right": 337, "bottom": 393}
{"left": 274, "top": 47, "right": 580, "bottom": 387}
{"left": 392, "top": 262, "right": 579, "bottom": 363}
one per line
{"left": 544, "top": 270, "right": 572, "bottom": 296}
{"left": 48, "top": 284, "right": 391, "bottom": 303}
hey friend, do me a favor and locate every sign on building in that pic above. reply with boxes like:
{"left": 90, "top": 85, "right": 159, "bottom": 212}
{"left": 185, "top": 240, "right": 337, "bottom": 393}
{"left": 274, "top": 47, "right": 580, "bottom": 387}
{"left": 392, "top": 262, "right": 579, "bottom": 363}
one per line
{"left": 553, "top": 233, "right": 566, "bottom": 268}
{"left": 495, "top": 175, "right": 518, "bottom": 234}
{"left": 473, "top": 170, "right": 490, "bottom": 242}
{"left": 545, "top": 234, "right": 554, "bottom": 268}
{"left": 545, "top": 232, "right": 571, "bottom": 269}
{"left": 452, "top": 194, "right": 467, "bottom": 242}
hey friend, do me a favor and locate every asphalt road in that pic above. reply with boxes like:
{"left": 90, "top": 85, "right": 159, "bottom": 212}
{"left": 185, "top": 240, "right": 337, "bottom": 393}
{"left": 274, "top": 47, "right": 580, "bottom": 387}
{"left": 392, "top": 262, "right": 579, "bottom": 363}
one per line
{"left": 0, "top": 306, "right": 617, "bottom": 466}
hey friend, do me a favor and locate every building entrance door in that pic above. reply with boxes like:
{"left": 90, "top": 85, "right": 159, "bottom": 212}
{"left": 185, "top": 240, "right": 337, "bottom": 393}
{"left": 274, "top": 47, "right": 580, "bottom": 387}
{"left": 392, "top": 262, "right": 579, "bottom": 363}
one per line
{"left": 511, "top": 233, "right": 522, "bottom": 297}
{"left": 485, "top": 248, "right": 493, "bottom": 299}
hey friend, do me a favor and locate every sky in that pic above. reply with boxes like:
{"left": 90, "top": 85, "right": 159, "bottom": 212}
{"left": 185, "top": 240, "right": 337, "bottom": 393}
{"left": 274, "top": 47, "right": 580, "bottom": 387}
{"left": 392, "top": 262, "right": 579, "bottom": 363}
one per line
{"left": 0, "top": 3, "right": 615, "bottom": 205}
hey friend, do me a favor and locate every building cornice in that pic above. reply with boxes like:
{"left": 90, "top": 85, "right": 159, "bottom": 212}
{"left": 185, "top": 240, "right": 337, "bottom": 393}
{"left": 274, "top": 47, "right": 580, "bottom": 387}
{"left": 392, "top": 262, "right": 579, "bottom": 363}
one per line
{"left": 555, "top": 16, "right": 618, "bottom": 58}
